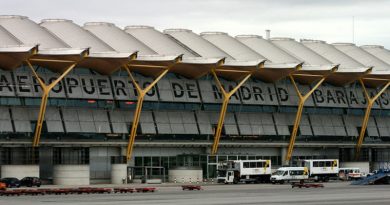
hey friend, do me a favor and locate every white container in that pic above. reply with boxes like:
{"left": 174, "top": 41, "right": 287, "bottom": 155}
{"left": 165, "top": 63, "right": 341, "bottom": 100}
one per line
{"left": 168, "top": 167, "right": 202, "bottom": 183}
{"left": 53, "top": 165, "right": 90, "bottom": 185}
{"left": 1, "top": 165, "right": 39, "bottom": 179}
{"left": 111, "top": 164, "right": 127, "bottom": 184}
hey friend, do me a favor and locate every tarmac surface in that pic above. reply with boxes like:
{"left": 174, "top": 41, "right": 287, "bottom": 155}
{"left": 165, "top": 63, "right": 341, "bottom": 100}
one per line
{"left": 1, "top": 182, "right": 389, "bottom": 205}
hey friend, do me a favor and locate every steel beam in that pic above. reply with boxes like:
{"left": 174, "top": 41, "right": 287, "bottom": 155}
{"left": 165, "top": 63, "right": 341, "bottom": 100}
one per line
{"left": 26, "top": 60, "right": 77, "bottom": 147}
{"left": 285, "top": 75, "right": 326, "bottom": 163}
{"left": 355, "top": 79, "right": 390, "bottom": 160}
{"left": 211, "top": 70, "right": 252, "bottom": 155}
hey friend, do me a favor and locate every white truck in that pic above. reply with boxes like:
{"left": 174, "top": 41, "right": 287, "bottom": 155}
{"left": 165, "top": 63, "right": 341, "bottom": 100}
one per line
{"left": 270, "top": 167, "right": 309, "bottom": 184}
{"left": 300, "top": 159, "right": 339, "bottom": 182}
{"left": 217, "top": 160, "right": 271, "bottom": 184}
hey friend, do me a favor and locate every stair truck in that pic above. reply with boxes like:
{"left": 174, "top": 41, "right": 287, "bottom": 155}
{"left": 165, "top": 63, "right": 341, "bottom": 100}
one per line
{"left": 300, "top": 159, "right": 339, "bottom": 182}
{"left": 217, "top": 160, "right": 271, "bottom": 184}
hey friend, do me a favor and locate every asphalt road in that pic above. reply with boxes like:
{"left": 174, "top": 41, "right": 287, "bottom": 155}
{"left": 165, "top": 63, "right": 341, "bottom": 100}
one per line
{"left": 1, "top": 182, "right": 389, "bottom": 205}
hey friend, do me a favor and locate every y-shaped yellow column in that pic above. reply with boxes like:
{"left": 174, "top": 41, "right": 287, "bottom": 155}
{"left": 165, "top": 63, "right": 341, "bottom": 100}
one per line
{"left": 211, "top": 70, "right": 252, "bottom": 155}
{"left": 124, "top": 61, "right": 180, "bottom": 162}
{"left": 26, "top": 60, "right": 78, "bottom": 147}
{"left": 355, "top": 79, "right": 390, "bottom": 160}
{"left": 285, "top": 75, "right": 326, "bottom": 163}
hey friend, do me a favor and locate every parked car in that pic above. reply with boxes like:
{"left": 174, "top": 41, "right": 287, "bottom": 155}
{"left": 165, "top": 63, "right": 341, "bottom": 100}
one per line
{"left": 0, "top": 182, "right": 6, "bottom": 190}
{"left": 0, "top": 177, "right": 21, "bottom": 188}
{"left": 20, "top": 177, "right": 41, "bottom": 187}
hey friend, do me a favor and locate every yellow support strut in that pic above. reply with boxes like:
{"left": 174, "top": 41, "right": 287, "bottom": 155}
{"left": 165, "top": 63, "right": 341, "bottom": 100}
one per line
{"left": 26, "top": 60, "right": 77, "bottom": 147}
{"left": 285, "top": 75, "right": 326, "bottom": 163}
{"left": 355, "top": 79, "right": 390, "bottom": 160}
{"left": 211, "top": 70, "right": 252, "bottom": 155}
{"left": 124, "top": 64, "right": 174, "bottom": 162}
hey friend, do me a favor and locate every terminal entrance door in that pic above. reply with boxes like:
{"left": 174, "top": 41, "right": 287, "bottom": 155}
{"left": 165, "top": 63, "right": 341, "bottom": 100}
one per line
{"left": 127, "top": 166, "right": 166, "bottom": 183}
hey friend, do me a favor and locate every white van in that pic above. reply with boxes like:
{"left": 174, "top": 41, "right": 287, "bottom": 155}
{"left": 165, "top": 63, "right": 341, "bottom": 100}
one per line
{"left": 270, "top": 167, "right": 308, "bottom": 184}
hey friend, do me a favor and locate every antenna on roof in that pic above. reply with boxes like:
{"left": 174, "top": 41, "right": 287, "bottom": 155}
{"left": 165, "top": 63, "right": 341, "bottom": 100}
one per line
{"left": 352, "top": 16, "right": 355, "bottom": 44}
{"left": 265, "top": 30, "right": 270, "bottom": 40}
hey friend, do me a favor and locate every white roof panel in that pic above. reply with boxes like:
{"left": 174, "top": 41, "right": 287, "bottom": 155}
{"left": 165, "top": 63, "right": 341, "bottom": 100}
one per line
{"left": 0, "top": 25, "right": 22, "bottom": 46}
{"left": 125, "top": 26, "right": 196, "bottom": 57}
{"left": 333, "top": 43, "right": 390, "bottom": 73}
{"left": 361, "top": 45, "right": 390, "bottom": 66}
{"left": 164, "top": 29, "right": 233, "bottom": 60}
{"left": 200, "top": 32, "right": 266, "bottom": 61}
{"left": 301, "top": 39, "right": 369, "bottom": 72}
{"left": 0, "top": 15, "right": 68, "bottom": 49}
{"left": 271, "top": 37, "right": 332, "bottom": 66}
{"left": 40, "top": 19, "right": 116, "bottom": 53}
{"left": 236, "top": 35, "right": 300, "bottom": 64}
{"left": 84, "top": 22, "right": 156, "bottom": 55}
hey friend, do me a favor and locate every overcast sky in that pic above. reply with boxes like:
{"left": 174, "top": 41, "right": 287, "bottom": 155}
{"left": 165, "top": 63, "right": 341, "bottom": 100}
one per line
{"left": 1, "top": 0, "right": 390, "bottom": 48}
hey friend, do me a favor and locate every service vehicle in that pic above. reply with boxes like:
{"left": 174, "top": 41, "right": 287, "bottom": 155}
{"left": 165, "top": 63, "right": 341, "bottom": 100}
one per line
{"left": 217, "top": 160, "right": 271, "bottom": 184}
{"left": 270, "top": 167, "right": 309, "bottom": 184}
{"left": 300, "top": 159, "right": 339, "bottom": 182}
{"left": 0, "top": 182, "right": 6, "bottom": 190}
{"left": 0, "top": 177, "right": 21, "bottom": 188}
{"left": 20, "top": 177, "right": 42, "bottom": 187}
{"left": 339, "top": 168, "right": 362, "bottom": 180}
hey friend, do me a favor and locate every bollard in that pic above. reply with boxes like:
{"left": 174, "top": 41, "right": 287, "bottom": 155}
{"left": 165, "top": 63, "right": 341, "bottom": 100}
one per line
{"left": 211, "top": 178, "right": 214, "bottom": 184}
{"left": 174, "top": 178, "right": 177, "bottom": 184}
{"left": 189, "top": 178, "right": 192, "bottom": 184}
{"left": 182, "top": 178, "right": 184, "bottom": 183}
{"left": 197, "top": 178, "right": 199, "bottom": 184}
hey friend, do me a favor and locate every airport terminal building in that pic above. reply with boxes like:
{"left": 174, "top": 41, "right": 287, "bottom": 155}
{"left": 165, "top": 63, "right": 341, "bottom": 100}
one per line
{"left": 0, "top": 15, "right": 390, "bottom": 184}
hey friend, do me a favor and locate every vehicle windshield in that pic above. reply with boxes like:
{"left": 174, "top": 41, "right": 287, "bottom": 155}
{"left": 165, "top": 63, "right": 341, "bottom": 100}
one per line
{"left": 274, "top": 170, "right": 285, "bottom": 176}
{"left": 217, "top": 170, "right": 227, "bottom": 177}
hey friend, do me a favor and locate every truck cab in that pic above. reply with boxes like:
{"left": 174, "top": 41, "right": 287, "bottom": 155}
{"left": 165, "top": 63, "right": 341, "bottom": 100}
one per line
{"left": 217, "top": 170, "right": 238, "bottom": 184}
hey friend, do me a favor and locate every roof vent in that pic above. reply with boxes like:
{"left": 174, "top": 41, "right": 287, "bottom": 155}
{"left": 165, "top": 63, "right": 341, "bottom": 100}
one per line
{"left": 300, "top": 39, "right": 326, "bottom": 44}
{"left": 235, "top": 35, "right": 263, "bottom": 39}
{"left": 164, "top": 28, "right": 192, "bottom": 33}
{"left": 200, "top": 31, "right": 228, "bottom": 36}
{"left": 270, "top": 37, "right": 295, "bottom": 41}
{"left": 332, "top": 43, "right": 356, "bottom": 46}
{"left": 125, "top": 25, "right": 154, "bottom": 29}
{"left": 84, "top": 22, "right": 115, "bottom": 27}
{"left": 0, "top": 15, "right": 27, "bottom": 19}
{"left": 265, "top": 30, "right": 270, "bottom": 40}
{"left": 41, "top": 19, "right": 73, "bottom": 23}
{"left": 360, "top": 45, "right": 384, "bottom": 49}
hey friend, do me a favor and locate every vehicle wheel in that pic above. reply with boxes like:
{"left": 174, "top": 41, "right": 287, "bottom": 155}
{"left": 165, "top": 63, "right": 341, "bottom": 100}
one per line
{"left": 37, "top": 185, "right": 41, "bottom": 187}
{"left": 279, "top": 180, "right": 284, "bottom": 184}
{"left": 323, "top": 177, "right": 329, "bottom": 182}
{"left": 272, "top": 181, "right": 276, "bottom": 184}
